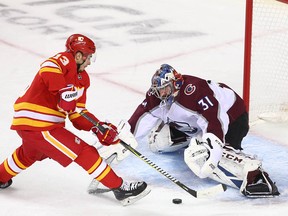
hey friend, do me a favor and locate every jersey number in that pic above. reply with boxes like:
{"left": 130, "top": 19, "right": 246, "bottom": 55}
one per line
{"left": 54, "top": 54, "right": 69, "bottom": 66}
{"left": 198, "top": 96, "right": 214, "bottom": 111}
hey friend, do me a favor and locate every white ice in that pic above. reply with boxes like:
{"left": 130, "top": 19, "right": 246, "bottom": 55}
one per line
{"left": 1, "top": 0, "right": 288, "bottom": 215}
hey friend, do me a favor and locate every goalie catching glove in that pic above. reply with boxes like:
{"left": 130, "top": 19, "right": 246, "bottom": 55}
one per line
{"left": 184, "top": 133, "right": 224, "bottom": 178}
{"left": 92, "top": 122, "right": 120, "bottom": 146}
{"left": 148, "top": 120, "right": 190, "bottom": 153}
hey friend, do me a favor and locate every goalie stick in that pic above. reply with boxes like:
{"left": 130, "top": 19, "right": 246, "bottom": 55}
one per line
{"left": 80, "top": 111, "right": 227, "bottom": 198}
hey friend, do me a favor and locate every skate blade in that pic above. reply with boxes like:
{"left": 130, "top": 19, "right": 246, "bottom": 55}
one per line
{"left": 120, "top": 186, "right": 151, "bottom": 206}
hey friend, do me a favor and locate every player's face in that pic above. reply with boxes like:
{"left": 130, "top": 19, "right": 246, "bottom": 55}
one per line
{"left": 77, "top": 54, "right": 92, "bottom": 72}
{"left": 158, "top": 85, "right": 172, "bottom": 98}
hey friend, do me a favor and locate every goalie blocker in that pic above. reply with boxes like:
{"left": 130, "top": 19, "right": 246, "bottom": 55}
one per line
{"left": 96, "top": 120, "right": 138, "bottom": 164}
{"left": 149, "top": 122, "right": 280, "bottom": 198}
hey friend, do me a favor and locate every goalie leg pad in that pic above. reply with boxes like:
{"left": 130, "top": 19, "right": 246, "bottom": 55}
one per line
{"left": 208, "top": 145, "right": 262, "bottom": 189}
{"left": 185, "top": 143, "right": 278, "bottom": 195}
{"left": 184, "top": 133, "right": 224, "bottom": 179}
{"left": 209, "top": 146, "right": 279, "bottom": 197}
{"left": 184, "top": 138, "right": 209, "bottom": 178}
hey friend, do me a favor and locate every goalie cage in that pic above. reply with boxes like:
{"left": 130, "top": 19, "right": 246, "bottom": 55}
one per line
{"left": 243, "top": 0, "right": 288, "bottom": 123}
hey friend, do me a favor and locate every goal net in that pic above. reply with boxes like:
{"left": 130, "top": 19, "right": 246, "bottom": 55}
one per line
{"left": 243, "top": 0, "right": 288, "bottom": 123}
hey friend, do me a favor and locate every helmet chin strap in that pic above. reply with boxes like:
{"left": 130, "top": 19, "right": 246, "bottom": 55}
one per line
{"left": 77, "top": 59, "right": 86, "bottom": 71}
{"left": 77, "top": 63, "right": 81, "bottom": 71}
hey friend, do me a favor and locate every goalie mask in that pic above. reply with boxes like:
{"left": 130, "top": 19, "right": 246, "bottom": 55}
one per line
{"left": 150, "top": 64, "right": 184, "bottom": 105}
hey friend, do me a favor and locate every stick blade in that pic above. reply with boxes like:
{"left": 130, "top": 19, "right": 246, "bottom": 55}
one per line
{"left": 196, "top": 184, "right": 227, "bottom": 198}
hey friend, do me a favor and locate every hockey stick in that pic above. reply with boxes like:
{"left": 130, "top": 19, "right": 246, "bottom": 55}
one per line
{"left": 80, "top": 111, "right": 227, "bottom": 198}
{"left": 87, "top": 153, "right": 117, "bottom": 194}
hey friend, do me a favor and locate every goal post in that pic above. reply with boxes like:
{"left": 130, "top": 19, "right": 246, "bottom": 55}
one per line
{"left": 243, "top": 0, "right": 288, "bottom": 122}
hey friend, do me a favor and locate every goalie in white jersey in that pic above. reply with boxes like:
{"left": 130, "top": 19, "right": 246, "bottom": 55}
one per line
{"left": 127, "top": 64, "right": 279, "bottom": 197}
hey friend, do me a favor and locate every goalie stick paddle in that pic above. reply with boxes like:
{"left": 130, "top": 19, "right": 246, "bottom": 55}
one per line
{"left": 79, "top": 111, "right": 227, "bottom": 198}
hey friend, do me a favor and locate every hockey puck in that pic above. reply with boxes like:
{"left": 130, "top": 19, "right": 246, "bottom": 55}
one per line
{"left": 172, "top": 198, "right": 182, "bottom": 204}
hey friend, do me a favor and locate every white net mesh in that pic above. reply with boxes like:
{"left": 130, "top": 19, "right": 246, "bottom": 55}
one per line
{"left": 248, "top": 0, "right": 288, "bottom": 122}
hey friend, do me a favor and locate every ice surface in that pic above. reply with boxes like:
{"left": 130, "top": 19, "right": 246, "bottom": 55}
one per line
{"left": 1, "top": 0, "right": 288, "bottom": 215}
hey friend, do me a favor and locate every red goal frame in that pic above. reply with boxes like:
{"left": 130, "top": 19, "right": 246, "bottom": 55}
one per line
{"left": 243, "top": 0, "right": 288, "bottom": 114}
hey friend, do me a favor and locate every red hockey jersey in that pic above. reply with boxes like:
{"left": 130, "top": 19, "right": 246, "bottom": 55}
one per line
{"left": 11, "top": 52, "right": 95, "bottom": 131}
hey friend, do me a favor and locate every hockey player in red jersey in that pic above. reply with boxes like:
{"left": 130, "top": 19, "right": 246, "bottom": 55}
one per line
{"left": 0, "top": 34, "right": 150, "bottom": 205}
{"left": 127, "top": 64, "right": 279, "bottom": 197}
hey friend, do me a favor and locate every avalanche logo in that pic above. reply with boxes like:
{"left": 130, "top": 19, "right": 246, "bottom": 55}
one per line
{"left": 184, "top": 84, "right": 196, "bottom": 95}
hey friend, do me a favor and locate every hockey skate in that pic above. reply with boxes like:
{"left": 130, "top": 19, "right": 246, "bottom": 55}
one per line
{"left": 241, "top": 169, "right": 280, "bottom": 198}
{"left": 0, "top": 179, "right": 12, "bottom": 189}
{"left": 112, "top": 181, "right": 150, "bottom": 206}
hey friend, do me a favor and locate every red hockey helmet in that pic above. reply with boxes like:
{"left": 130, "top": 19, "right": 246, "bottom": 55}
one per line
{"left": 65, "top": 34, "right": 96, "bottom": 59}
